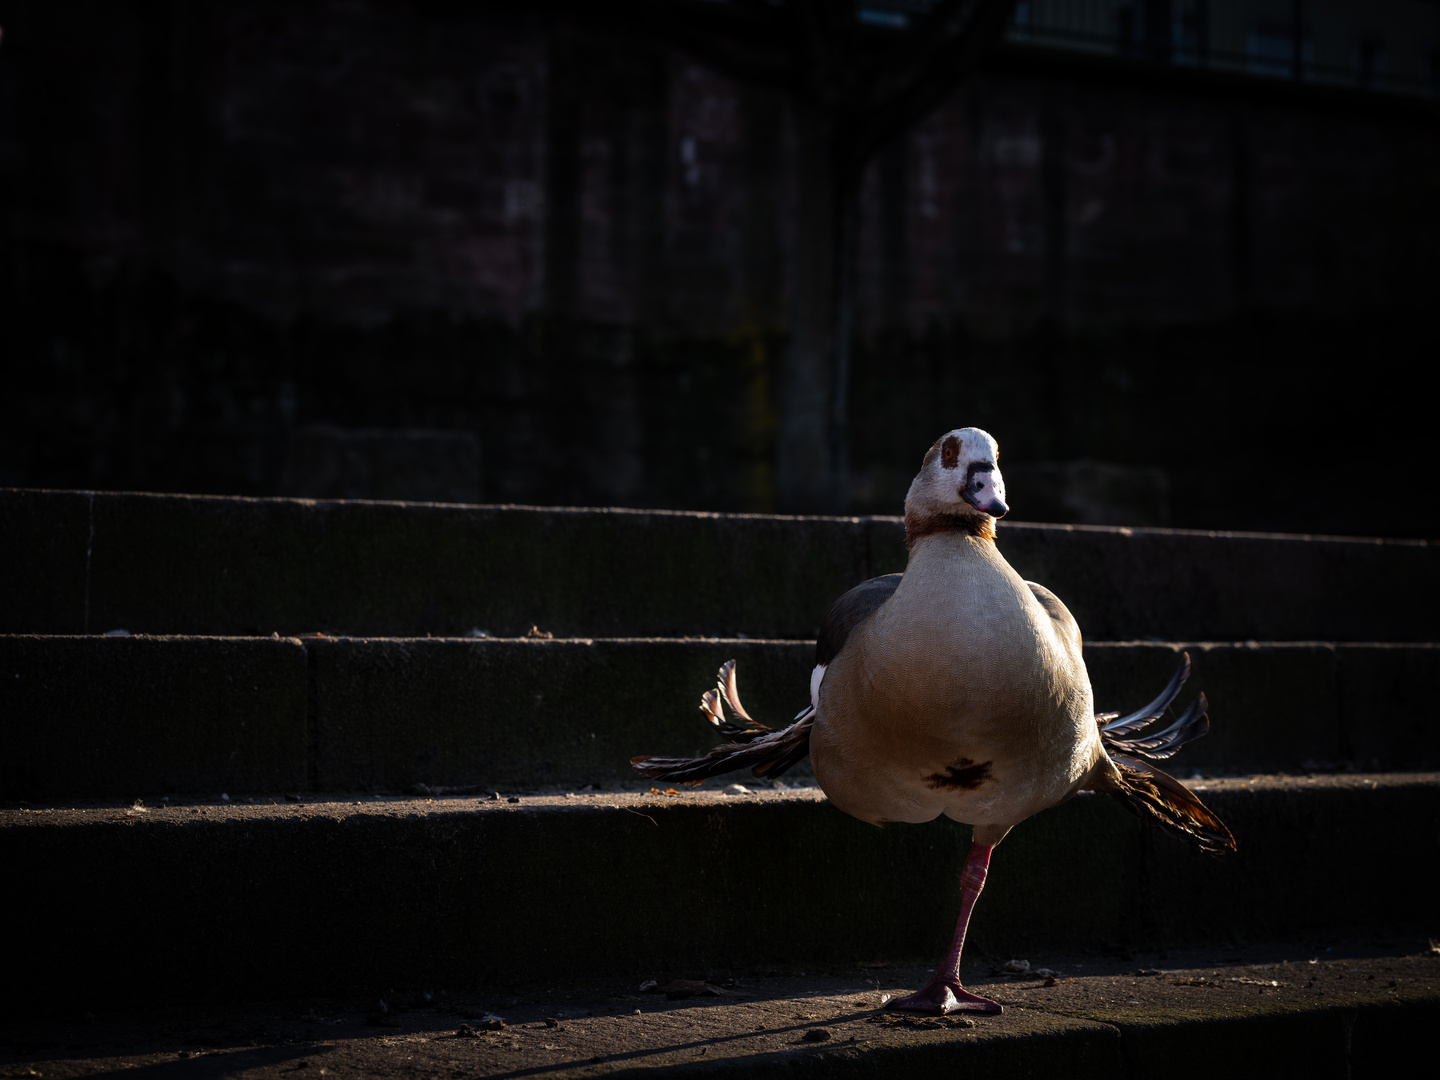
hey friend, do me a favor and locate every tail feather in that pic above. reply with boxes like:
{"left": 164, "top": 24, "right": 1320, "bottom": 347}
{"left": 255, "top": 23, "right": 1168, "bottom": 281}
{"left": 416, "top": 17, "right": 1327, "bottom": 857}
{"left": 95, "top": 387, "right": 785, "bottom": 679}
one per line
{"left": 632, "top": 660, "right": 812, "bottom": 782}
{"left": 1103, "top": 753, "right": 1236, "bottom": 855}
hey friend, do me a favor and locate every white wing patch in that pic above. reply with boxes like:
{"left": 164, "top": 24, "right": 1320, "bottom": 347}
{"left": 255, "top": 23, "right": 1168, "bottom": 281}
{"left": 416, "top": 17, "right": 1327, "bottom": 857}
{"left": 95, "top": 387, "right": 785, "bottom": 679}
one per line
{"left": 809, "top": 663, "right": 827, "bottom": 712}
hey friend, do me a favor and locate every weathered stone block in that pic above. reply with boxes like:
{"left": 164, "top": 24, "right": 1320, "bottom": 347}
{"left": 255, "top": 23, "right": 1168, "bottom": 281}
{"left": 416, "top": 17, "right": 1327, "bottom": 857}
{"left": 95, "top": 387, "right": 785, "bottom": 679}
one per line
{"left": 1085, "top": 643, "right": 1342, "bottom": 773}
{"left": 0, "top": 635, "right": 308, "bottom": 799}
{"left": 82, "top": 494, "right": 876, "bottom": 638}
{"left": 310, "top": 636, "right": 815, "bottom": 791}
{"left": 1336, "top": 643, "right": 1440, "bottom": 770}
{"left": 996, "top": 523, "right": 1437, "bottom": 643}
{"left": 2, "top": 490, "right": 1434, "bottom": 642}
{"left": 0, "top": 489, "right": 91, "bottom": 634}
{"left": 0, "top": 775, "right": 1432, "bottom": 1012}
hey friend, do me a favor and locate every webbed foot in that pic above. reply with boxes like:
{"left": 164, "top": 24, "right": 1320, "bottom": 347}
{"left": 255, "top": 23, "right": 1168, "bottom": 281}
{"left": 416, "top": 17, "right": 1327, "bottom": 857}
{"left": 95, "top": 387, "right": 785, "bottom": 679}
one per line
{"left": 887, "top": 978, "right": 1002, "bottom": 1016}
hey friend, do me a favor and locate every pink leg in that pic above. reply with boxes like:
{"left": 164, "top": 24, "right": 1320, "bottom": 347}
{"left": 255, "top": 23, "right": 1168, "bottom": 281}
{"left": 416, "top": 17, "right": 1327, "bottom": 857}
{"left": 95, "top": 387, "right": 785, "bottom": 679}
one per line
{"left": 887, "top": 841, "right": 1002, "bottom": 1015}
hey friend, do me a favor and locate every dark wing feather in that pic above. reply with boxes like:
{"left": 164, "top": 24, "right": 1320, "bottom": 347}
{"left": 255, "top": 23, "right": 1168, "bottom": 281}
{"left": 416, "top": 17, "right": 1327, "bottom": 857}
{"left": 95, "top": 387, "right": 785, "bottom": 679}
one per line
{"left": 1089, "top": 653, "right": 1233, "bottom": 853}
{"left": 1025, "top": 581, "right": 1082, "bottom": 651}
{"left": 1096, "top": 654, "right": 1211, "bottom": 761}
{"left": 1102, "top": 653, "right": 1191, "bottom": 736}
{"left": 719, "top": 659, "right": 765, "bottom": 728}
{"left": 816, "top": 574, "right": 902, "bottom": 667}
{"left": 630, "top": 573, "right": 902, "bottom": 786}
{"left": 699, "top": 662, "right": 772, "bottom": 742}
{"left": 1102, "top": 753, "right": 1236, "bottom": 855}
{"left": 632, "top": 708, "right": 814, "bottom": 781}
{"left": 1105, "top": 693, "right": 1210, "bottom": 760}
{"left": 631, "top": 660, "right": 813, "bottom": 781}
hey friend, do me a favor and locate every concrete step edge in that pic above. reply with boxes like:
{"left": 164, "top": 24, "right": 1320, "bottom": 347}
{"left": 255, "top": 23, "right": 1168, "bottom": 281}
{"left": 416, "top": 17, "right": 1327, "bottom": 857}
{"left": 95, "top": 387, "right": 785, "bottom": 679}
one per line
{"left": 2, "top": 775, "right": 1435, "bottom": 1014}
{"left": 5, "top": 488, "right": 1435, "bottom": 641}
{"left": 3, "top": 948, "right": 1435, "bottom": 1077}
{"left": 4, "top": 636, "right": 1436, "bottom": 800}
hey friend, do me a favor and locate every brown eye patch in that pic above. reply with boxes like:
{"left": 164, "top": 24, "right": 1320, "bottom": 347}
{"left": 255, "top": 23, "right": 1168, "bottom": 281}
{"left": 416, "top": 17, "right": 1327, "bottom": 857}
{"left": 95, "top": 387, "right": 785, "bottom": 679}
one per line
{"left": 940, "top": 435, "right": 961, "bottom": 469}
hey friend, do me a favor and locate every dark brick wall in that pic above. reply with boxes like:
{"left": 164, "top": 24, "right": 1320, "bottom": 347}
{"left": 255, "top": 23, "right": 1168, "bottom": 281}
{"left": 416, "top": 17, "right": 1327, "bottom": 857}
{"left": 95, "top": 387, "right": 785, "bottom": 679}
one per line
{"left": 2, "top": 1, "right": 1437, "bottom": 533}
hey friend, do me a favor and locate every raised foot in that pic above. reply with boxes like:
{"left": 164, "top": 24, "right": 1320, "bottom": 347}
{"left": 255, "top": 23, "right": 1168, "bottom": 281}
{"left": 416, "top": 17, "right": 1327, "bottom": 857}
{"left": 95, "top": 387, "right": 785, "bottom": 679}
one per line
{"left": 887, "top": 979, "right": 1002, "bottom": 1016}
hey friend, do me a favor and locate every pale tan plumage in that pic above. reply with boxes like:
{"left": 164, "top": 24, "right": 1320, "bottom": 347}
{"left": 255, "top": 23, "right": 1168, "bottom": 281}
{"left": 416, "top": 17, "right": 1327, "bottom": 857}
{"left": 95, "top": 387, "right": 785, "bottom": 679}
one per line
{"left": 811, "top": 529, "right": 1102, "bottom": 846}
{"left": 633, "top": 426, "right": 1234, "bottom": 1015}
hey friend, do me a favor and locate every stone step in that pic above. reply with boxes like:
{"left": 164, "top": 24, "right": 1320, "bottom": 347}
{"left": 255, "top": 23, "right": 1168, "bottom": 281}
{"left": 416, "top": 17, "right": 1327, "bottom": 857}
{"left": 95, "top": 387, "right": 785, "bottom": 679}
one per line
{"left": 1, "top": 775, "right": 1435, "bottom": 1016}
{"left": 4, "top": 488, "right": 1434, "bottom": 641}
{"left": 4, "top": 635, "right": 1436, "bottom": 800}
{"left": 4, "top": 948, "right": 1435, "bottom": 1078}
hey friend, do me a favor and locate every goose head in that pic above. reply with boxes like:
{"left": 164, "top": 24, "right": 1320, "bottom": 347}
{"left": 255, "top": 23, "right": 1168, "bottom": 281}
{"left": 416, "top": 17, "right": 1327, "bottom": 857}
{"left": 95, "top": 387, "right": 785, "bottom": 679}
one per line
{"left": 904, "top": 427, "right": 1009, "bottom": 545}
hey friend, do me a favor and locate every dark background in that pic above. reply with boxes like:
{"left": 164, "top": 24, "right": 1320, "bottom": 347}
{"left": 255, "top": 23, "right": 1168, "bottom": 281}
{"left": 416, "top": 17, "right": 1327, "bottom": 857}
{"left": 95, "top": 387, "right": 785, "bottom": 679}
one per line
{"left": 2, "top": 0, "right": 1437, "bottom": 536}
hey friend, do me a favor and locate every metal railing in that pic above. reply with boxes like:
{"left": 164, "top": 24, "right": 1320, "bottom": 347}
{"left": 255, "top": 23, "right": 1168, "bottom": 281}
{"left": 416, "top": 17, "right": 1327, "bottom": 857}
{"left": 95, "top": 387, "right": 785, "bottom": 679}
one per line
{"left": 856, "top": 1, "right": 1440, "bottom": 96}
{"left": 1003, "top": 0, "right": 1439, "bottom": 95}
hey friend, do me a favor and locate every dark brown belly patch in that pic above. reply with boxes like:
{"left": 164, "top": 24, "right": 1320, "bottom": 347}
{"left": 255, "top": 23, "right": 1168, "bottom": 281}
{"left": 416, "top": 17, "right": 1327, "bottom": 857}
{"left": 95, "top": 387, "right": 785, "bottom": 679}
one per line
{"left": 923, "top": 758, "right": 994, "bottom": 791}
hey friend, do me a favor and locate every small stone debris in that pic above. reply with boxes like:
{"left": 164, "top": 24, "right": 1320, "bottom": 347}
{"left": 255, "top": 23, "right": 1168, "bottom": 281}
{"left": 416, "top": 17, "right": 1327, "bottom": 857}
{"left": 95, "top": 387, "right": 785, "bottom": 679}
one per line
{"left": 724, "top": 783, "right": 750, "bottom": 795}
{"left": 525, "top": 625, "right": 553, "bottom": 639}
{"left": 489, "top": 792, "right": 501, "bottom": 800}
{"left": 507, "top": 796, "right": 521, "bottom": 804}
{"left": 456, "top": 1023, "right": 478, "bottom": 1037}
{"left": 110, "top": 800, "right": 150, "bottom": 821}
{"left": 801, "top": 1029, "right": 831, "bottom": 1042}
{"left": 479, "top": 1016, "right": 506, "bottom": 1031}
{"left": 544, "top": 1017, "right": 561, "bottom": 1028}
{"left": 998, "top": 959, "right": 1030, "bottom": 974}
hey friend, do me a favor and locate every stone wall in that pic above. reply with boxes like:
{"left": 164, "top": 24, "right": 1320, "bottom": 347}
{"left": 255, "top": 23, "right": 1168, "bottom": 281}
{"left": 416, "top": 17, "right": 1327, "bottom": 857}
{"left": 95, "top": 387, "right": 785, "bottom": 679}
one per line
{"left": 2, "top": 1, "right": 1436, "bottom": 534}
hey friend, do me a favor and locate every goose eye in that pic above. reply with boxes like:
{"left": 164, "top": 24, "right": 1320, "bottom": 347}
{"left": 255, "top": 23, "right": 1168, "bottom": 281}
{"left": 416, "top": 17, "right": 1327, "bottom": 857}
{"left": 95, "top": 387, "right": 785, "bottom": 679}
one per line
{"left": 940, "top": 435, "right": 961, "bottom": 469}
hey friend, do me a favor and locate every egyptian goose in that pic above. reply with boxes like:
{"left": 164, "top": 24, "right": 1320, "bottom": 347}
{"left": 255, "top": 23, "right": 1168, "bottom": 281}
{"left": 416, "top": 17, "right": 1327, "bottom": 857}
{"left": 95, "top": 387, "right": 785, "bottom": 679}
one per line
{"left": 633, "top": 427, "right": 1235, "bottom": 1015}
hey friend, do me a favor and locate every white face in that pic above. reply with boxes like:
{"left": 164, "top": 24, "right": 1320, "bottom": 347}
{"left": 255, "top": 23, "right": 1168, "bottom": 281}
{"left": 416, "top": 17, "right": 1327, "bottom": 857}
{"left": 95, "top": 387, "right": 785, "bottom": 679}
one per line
{"left": 904, "top": 427, "right": 1009, "bottom": 519}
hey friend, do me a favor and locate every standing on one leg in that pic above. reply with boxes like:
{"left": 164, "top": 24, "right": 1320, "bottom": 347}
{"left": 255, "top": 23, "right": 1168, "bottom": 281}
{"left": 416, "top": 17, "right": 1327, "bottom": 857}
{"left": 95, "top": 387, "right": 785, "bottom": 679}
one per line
{"left": 887, "top": 841, "right": 1000, "bottom": 1014}
{"left": 632, "top": 428, "right": 1236, "bottom": 1017}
